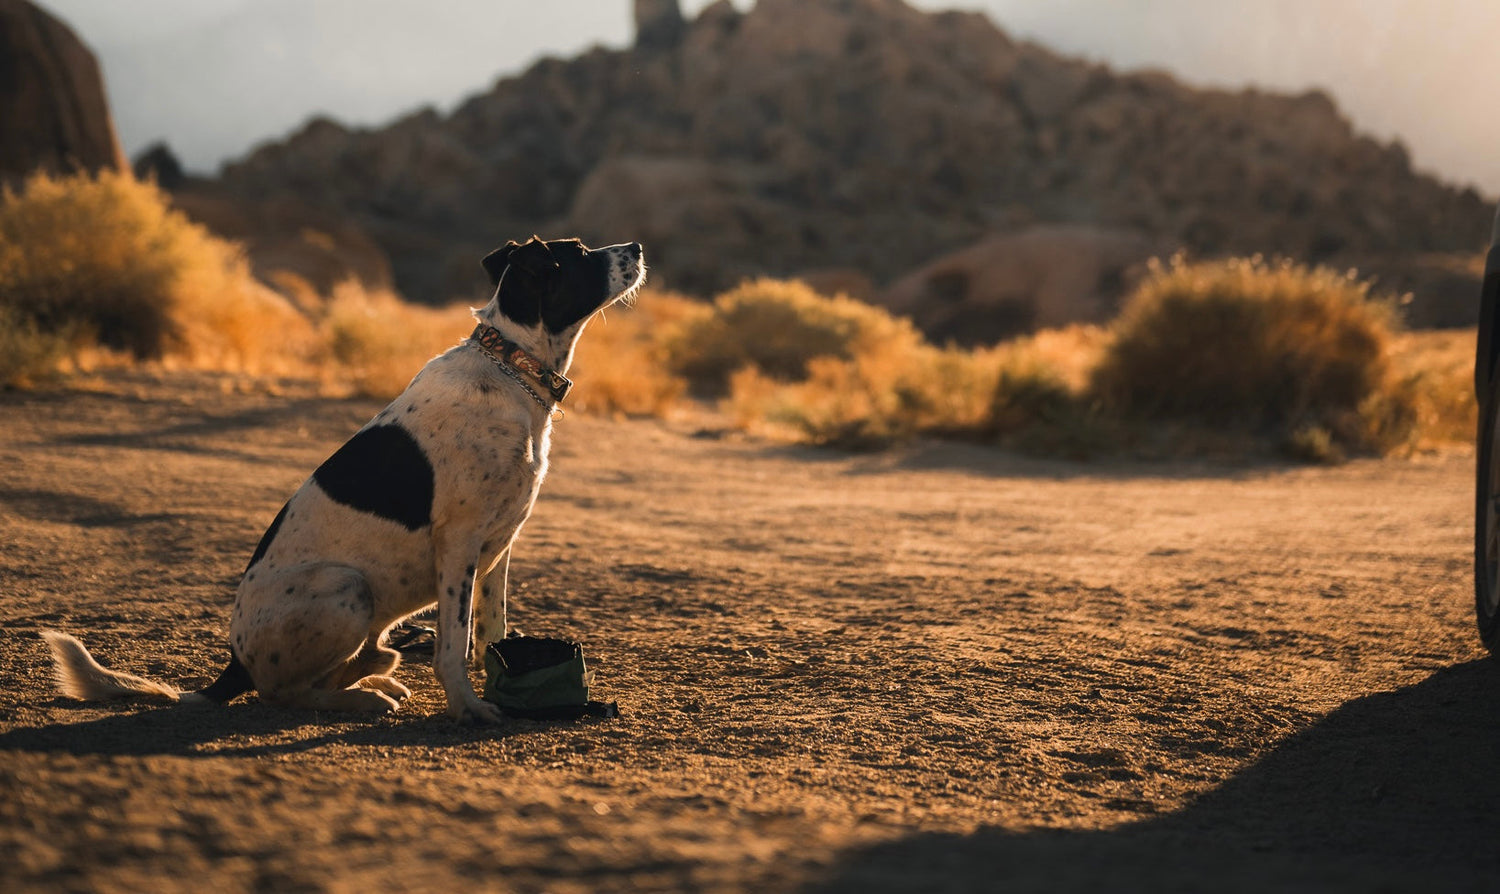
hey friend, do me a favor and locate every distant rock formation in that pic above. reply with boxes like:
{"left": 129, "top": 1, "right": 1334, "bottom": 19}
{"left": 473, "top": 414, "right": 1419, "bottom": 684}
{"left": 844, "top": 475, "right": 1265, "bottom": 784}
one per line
{"left": 0, "top": 0, "right": 124, "bottom": 184}
{"left": 881, "top": 225, "right": 1157, "bottom": 345}
{"left": 132, "top": 141, "right": 184, "bottom": 189}
{"left": 635, "top": 0, "right": 686, "bottom": 53}
{"left": 209, "top": 0, "right": 1490, "bottom": 330}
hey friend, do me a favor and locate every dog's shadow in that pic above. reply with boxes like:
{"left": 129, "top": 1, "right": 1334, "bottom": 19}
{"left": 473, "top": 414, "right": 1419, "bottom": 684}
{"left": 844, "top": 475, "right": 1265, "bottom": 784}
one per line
{"left": 0, "top": 696, "right": 532, "bottom": 759}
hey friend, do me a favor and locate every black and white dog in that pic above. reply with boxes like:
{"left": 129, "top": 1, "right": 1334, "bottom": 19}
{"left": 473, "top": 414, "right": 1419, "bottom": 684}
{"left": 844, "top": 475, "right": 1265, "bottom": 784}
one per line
{"left": 45, "top": 237, "right": 645, "bottom": 723}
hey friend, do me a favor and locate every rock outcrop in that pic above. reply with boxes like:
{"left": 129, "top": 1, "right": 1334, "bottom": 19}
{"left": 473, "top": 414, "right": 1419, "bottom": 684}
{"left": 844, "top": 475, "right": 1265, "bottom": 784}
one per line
{"left": 0, "top": 0, "right": 124, "bottom": 184}
{"left": 635, "top": 0, "right": 686, "bottom": 53}
{"left": 882, "top": 225, "right": 1157, "bottom": 344}
{"left": 209, "top": 0, "right": 1490, "bottom": 329}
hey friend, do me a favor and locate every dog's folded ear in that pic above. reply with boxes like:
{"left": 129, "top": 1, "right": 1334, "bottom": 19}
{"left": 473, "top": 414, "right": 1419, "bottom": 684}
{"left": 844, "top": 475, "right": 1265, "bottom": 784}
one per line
{"left": 481, "top": 241, "right": 521, "bottom": 287}
{"left": 482, "top": 237, "right": 561, "bottom": 288}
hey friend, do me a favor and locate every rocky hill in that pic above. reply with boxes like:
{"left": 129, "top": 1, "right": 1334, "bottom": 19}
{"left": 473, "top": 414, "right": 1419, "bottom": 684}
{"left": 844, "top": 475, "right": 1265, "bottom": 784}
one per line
{"left": 201, "top": 0, "right": 1489, "bottom": 331}
{"left": 0, "top": 0, "right": 124, "bottom": 184}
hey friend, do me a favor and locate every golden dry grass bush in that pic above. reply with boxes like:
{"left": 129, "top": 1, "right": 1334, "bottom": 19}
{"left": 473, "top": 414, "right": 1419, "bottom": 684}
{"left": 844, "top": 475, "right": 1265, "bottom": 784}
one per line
{"left": 1091, "top": 255, "right": 1416, "bottom": 458}
{"left": 1384, "top": 328, "right": 1476, "bottom": 451}
{"left": 0, "top": 304, "right": 74, "bottom": 387}
{"left": 567, "top": 289, "right": 701, "bottom": 416}
{"left": 665, "top": 278, "right": 925, "bottom": 394}
{"left": 710, "top": 285, "right": 1097, "bottom": 449}
{"left": 2, "top": 171, "right": 1470, "bottom": 461}
{"left": 0, "top": 169, "right": 315, "bottom": 382}
{"left": 722, "top": 344, "right": 965, "bottom": 446}
{"left": 314, "top": 280, "right": 472, "bottom": 397}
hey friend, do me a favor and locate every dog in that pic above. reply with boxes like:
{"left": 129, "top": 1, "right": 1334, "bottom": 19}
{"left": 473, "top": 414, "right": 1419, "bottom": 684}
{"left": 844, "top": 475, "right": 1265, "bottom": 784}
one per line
{"left": 44, "top": 236, "right": 645, "bottom": 723}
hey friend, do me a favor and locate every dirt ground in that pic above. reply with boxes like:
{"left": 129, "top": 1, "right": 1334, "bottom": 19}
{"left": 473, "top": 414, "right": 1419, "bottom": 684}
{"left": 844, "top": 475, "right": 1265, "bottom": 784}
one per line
{"left": 1, "top": 369, "right": 1496, "bottom": 893}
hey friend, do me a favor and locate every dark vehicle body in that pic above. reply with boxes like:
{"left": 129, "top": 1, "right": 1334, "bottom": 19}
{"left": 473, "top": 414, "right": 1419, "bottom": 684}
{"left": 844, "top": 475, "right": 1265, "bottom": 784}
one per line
{"left": 1474, "top": 207, "right": 1500, "bottom": 649}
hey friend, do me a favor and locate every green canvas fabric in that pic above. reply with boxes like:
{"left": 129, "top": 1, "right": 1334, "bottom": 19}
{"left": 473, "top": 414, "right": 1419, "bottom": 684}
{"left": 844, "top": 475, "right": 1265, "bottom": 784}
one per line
{"left": 483, "top": 639, "right": 590, "bottom": 711}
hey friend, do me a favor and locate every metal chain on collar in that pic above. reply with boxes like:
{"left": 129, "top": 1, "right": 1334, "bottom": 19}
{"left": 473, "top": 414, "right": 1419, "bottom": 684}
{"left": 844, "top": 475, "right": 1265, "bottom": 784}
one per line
{"left": 469, "top": 331, "right": 565, "bottom": 417}
{"left": 493, "top": 354, "right": 558, "bottom": 415}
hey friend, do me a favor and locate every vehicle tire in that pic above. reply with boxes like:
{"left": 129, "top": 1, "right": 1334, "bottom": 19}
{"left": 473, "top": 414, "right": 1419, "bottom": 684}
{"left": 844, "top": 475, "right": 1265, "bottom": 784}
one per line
{"left": 1477, "top": 364, "right": 1500, "bottom": 653}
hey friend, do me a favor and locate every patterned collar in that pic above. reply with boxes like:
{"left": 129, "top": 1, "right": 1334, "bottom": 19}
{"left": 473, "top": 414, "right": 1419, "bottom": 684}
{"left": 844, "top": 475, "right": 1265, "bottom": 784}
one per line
{"left": 468, "top": 323, "right": 572, "bottom": 408}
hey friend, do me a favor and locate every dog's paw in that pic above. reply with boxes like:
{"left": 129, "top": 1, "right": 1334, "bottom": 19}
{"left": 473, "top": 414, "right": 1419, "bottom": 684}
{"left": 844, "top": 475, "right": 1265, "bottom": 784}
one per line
{"left": 356, "top": 675, "right": 411, "bottom": 702}
{"left": 448, "top": 696, "right": 506, "bottom": 725}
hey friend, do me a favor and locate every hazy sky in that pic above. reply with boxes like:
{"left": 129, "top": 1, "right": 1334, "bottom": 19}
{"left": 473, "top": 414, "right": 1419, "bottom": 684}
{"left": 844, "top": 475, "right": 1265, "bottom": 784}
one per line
{"left": 40, "top": 0, "right": 1500, "bottom": 197}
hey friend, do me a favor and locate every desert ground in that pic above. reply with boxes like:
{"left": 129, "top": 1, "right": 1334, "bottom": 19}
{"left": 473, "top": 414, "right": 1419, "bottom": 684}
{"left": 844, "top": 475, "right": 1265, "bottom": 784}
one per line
{"left": 0, "top": 369, "right": 1496, "bottom": 892}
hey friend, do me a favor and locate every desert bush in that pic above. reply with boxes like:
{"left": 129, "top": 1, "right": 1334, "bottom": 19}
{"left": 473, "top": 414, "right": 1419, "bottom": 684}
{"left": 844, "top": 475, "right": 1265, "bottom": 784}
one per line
{"left": 1381, "top": 328, "right": 1477, "bottom": 452}
{"left": 665, "top": 278, "right": 923, "bottom": 393}
{"left": 718, "top": 316, "right": 1092, "bottom": 450}
{"left": 1091, "top": 255, "right": 1406, "bottom": 454}
{"left": 722, "top": 345, "right": 958, "bottom": 447}
{"left": 0, "top": 304, "right": 76, "bottom": 387}
{"left": 699, "top": 283, "right": 966, "bottom": 446}
{"left": 0, "top": 169, "right": 315, "bottom": 375}
{"left": 1, "top": 174, "right": 1469, "bottom": 463}
{"left": 567, "top": 289, "right": 698, "bottom": 417}
{"left": 314, "top": 280, "right": 470, "bottom": 397}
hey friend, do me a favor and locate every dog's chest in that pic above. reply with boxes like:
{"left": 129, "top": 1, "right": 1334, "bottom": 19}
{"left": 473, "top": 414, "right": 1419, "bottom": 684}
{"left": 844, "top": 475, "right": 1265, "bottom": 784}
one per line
{"left": 400, "top": 387, "right": 551, "bottom": 524}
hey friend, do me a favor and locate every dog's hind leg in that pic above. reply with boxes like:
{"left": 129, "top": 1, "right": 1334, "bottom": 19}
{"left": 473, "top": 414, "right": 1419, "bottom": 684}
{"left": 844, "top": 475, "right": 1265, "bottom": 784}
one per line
{"left": 329, "top": 636, "right": 402, "bottom": 687}
{"left": 235, "top": 563, "right": 400, "bottom": 714}
{"left": 354, "top": 674, "right": 411, "bottom": 703}
{"left": 329, "top": 637, "right": 410, "bottom": 703}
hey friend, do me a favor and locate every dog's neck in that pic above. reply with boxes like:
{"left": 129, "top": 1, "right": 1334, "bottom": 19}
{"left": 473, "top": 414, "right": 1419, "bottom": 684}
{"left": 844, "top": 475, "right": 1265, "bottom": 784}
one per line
{"left": 467, "top": 302, "right": 592, "bottom": 412}
{"left": 471, "top": 303, "right": 582, "bottom": 374}
{"left": 467, "top": 321, "right": 573, "bottom": 409}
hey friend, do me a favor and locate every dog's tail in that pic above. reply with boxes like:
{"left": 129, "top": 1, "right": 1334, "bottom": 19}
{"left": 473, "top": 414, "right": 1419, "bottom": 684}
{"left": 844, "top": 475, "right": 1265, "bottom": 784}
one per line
{"left": 40, "top": 630, "right": 255, "bottom": 706}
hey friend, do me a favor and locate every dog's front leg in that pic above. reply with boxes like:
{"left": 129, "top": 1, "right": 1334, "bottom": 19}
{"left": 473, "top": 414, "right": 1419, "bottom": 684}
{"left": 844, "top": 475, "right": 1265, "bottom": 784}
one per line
{"left": 433, "top": 529, "right": 505, "bottom": 724}
{"left": 473, "top": 546, "right": 510, "bottom": 660}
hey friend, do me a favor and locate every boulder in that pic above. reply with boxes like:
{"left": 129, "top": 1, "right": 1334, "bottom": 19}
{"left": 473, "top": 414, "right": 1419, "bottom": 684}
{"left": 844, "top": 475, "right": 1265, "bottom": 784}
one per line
{"left": 635, "top": 0, "right": 686, "bottom": 53}
{"left": 132, "top": 141, "right": 184, "bottom": 189}
{"left": 0, "top": 0, "right": 124, "bottom": 184}
{"left": 880, "top": 226, "right": 1156, "bottom": 344}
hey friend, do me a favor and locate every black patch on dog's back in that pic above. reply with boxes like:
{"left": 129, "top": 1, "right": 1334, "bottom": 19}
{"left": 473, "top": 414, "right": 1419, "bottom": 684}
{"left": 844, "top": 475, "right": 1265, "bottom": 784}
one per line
{"left": 244, "top": 501, "right": 290, "bottom": 573}
{"left": 312, "top": 424, "right": 434, "bottom": 531}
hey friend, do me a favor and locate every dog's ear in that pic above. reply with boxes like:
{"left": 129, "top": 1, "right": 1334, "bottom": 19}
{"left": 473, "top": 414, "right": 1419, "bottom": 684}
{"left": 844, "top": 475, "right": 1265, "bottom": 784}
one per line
{"left": 481, "top": 241, "right": 521, "bottom": 287}
{"left": 493, "top": 237, "right": 563, "bottom": 327}
{"left": 483, "top": 237, "right": 560, "bottom": 287}
{"left": 510, "top": 236, "right": 561, "bottom": 275}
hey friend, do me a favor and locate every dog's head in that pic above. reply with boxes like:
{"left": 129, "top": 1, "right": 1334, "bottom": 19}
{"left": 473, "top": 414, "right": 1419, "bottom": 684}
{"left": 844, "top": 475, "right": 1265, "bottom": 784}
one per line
{"left": 481, "top": 236, "right": 645, "bottom": 338}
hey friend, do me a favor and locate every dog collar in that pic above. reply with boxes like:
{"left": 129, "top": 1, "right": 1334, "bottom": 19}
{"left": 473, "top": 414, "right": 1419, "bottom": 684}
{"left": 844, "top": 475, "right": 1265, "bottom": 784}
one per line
{"left": 468, "top": 324, "right": 573, "bottom": 408}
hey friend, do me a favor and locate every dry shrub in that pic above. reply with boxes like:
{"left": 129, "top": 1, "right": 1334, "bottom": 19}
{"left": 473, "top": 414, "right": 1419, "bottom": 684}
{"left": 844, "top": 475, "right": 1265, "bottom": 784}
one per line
{"left": 1003, "top": 324, "right": 1109, "bottom": 393}
{"left": 717, "top": 291, "right": 1097, "bottom": 450}
{"left": 1, "top": 173, "right": 1469, "bottom": 463}
{"left": 666, "top": 278, "right": 922, "bottom": 393}
{"left": 0, "top": 169, "right": 183, "bottom": 357}
{"left": 1092, "top": 255, "right": 1407, "bottom": 456}
{"left": 1382, "top": 328, "right": 1476, "bottom": 451}
{"left": 166, "top": 250, "right": 316, "bottom": 377}
{"left": 315, "top": 280, "right": 470, "bottom": 397}
{"left": 0, "top": 169, "right": 315, "bottom": 380}
{"left": 0, "top": 304, "right": 76, "bottom": 387}
{"left": 722, "top": 343, "right": 970, "bottom": 447}
{"left": 706, "top": 283, "right": 969, "bottom": 446}
{"left": 567, "top": 289, "right": 700, "bottom": 416}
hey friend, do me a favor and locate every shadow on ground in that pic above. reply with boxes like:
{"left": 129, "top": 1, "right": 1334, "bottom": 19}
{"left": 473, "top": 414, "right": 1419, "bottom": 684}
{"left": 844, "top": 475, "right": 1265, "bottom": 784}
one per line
{"left": 0, "top": 694, "right": 527, "bottom": 759}
{"left": 807, "top": 660, "right": 1500, "bottom": 893}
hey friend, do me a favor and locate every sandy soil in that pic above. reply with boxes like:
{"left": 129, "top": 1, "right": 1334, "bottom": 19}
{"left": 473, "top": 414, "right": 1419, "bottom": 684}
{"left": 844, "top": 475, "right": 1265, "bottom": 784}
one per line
{"left": 0, "top": 369, "right": 1495, "bottom": 893}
